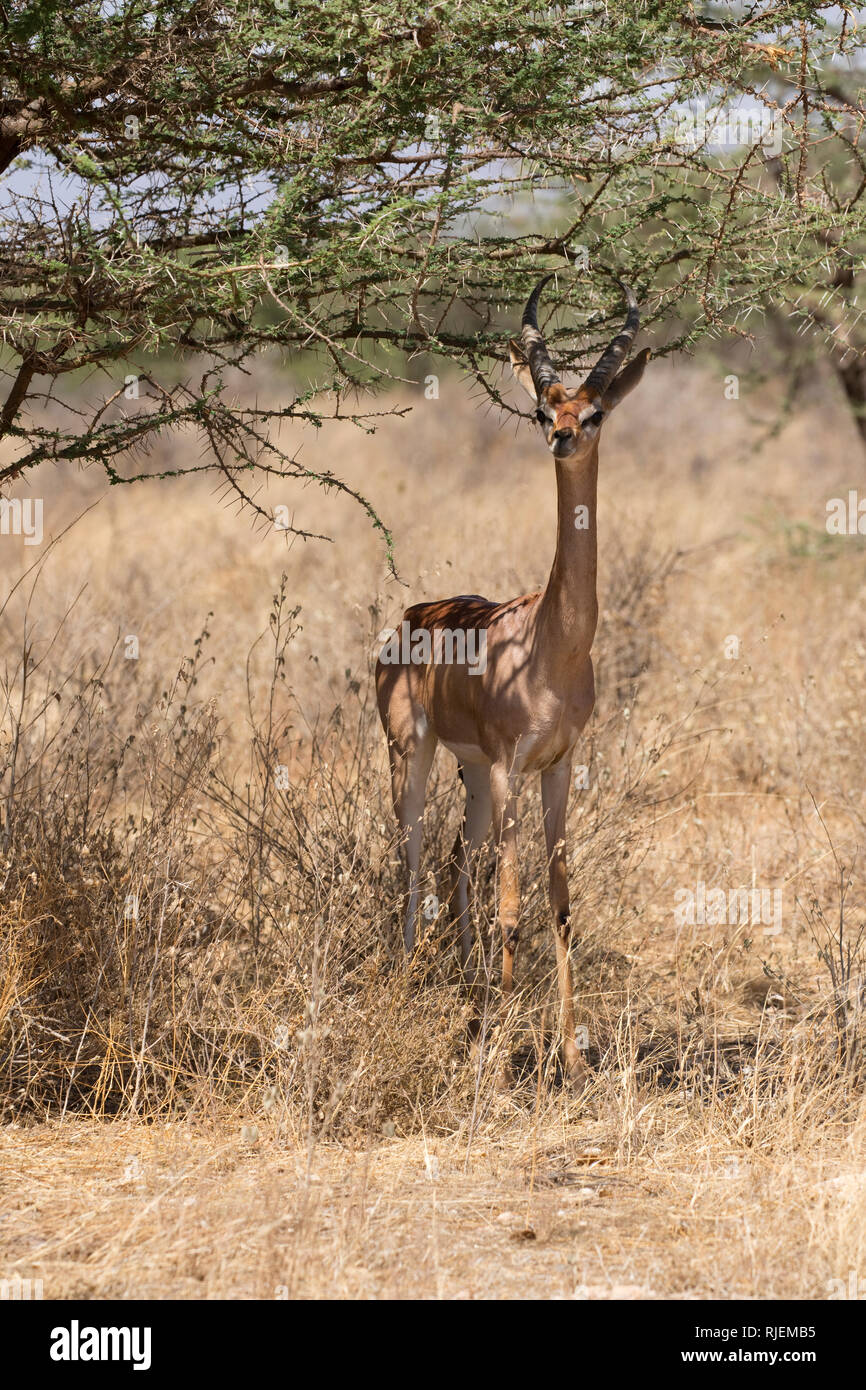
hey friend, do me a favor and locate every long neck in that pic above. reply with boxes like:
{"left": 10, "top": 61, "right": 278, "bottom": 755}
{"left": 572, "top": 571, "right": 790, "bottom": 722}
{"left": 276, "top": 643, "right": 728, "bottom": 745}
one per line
{"left": 535, "top": 444, "right": 599, "bottom": 671}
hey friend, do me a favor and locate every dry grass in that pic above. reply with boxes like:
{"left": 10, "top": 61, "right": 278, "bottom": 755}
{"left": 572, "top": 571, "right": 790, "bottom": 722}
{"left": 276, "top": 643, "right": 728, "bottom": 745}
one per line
{"left": 3, "top": 1099, "right": 866, "bottom": 1300}
{"left": 2, "top": 350, "right": 866, "bottom": 1298}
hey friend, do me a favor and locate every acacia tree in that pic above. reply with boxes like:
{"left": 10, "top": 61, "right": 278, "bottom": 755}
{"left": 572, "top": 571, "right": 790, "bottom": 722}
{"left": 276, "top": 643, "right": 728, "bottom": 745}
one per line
{"left": 0, "top": 0, "right": 862, "bottom": 543}
{"left": 753, "top": 27, "right": 866, "bottom": 439}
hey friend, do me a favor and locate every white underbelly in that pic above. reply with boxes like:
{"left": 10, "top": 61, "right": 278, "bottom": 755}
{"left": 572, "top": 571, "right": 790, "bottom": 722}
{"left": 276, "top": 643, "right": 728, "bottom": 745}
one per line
{"left": 440, "top": 740, "right": 489, "bottom": 766}
{"left": 515, "top": 727, "right": 579, "bottom": 773}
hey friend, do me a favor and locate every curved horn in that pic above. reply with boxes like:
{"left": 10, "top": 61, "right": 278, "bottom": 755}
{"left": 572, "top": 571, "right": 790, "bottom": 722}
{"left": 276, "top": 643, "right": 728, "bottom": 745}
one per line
{"left": 519, "top": 273, "right": 561, "bottom": 395}
{"left": 583, "top": 280, "right": 639, "bottom": 396}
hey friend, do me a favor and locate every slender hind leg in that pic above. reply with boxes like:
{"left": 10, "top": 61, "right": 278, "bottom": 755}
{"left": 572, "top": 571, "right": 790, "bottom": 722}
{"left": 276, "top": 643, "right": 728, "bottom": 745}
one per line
{"left": 387, "top": 724, "right": 437, "bottom": 953}
{"left": 541, "top": 755, "right": 586, "bottom": 1087}
{"left": 448, "top": 762, "right": 492, "bottom": 975}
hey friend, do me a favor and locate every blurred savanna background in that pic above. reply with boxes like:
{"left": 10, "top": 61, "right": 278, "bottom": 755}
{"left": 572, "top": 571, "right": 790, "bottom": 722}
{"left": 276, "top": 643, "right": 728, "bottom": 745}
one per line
{"left": 3, "top": 1, "right": 866, "bottom": 1301}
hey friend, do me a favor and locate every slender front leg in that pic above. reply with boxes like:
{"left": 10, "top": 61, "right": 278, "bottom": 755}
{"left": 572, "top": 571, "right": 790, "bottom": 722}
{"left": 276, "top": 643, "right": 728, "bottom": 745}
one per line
{"left": 541, "top": 755, "right": 585, "bottom": 1085}
{"left": 448, "top": 762, "right": 492, "bottom": 976}
{"left": 489, "top": 761, "right": 520, "bottom": 1086}
{"left": 490, "top": 761, "right": 520, "bottom": 995}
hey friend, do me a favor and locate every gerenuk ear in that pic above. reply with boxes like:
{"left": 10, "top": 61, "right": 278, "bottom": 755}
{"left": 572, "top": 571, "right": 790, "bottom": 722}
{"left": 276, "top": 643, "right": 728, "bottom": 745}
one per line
{"left": 601, "top": 348, "right": 651, "bottom": 411}
{"left": 509, "top": 338, "right": 539, "bottom": 403}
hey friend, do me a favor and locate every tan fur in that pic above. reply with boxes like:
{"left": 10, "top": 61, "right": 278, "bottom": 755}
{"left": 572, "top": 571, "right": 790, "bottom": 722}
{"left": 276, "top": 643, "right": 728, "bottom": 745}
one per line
{"left": 376, "top": 300, "right": 650, "bottom": 1086}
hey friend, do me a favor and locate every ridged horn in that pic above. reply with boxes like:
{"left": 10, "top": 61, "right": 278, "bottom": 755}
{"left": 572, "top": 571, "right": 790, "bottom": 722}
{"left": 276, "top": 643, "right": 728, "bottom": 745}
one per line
{"left": 519, "top": 273, "right": 561, "bottom": 395}
{"left": 583, "top": 280, "right": 639, "bottom": 396}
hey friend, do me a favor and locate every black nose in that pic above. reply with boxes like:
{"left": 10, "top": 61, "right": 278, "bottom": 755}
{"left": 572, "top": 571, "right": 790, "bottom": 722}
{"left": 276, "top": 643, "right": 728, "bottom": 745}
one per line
{"left": 552, "top": 428, "right": 573, "bottom": 441}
